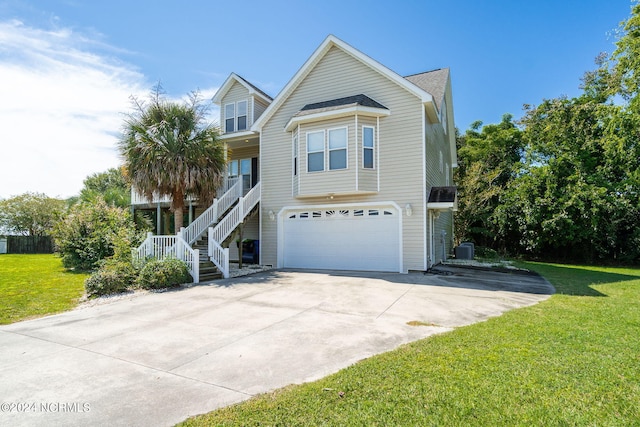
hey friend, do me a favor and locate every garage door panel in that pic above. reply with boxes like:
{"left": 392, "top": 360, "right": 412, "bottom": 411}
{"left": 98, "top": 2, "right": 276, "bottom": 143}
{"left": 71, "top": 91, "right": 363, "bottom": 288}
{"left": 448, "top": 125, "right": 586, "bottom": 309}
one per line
{"left": 283, "top": 206, "right": 400, "bottom": 272}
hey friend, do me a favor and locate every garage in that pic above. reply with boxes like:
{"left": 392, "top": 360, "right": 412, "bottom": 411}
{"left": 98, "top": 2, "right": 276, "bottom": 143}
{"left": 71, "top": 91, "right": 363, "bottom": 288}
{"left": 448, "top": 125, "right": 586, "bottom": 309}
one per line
{"left": 281, "top": 204, "right": 401, "bottom": 272}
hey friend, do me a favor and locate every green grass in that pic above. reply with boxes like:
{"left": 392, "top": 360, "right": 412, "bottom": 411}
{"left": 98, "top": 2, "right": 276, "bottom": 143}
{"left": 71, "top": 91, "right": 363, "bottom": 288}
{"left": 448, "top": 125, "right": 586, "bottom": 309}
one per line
{"left": 179, "top": 262, "right": 640, "bottom": 426}
{"left": 0, "top": 254, "right": 88, "bottom": 325}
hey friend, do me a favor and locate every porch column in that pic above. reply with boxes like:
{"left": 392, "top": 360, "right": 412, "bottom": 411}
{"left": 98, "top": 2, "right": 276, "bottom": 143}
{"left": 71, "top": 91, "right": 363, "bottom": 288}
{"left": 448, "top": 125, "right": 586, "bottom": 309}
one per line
{"left": 156, "top": 202, "right": 161, "bottom": 235}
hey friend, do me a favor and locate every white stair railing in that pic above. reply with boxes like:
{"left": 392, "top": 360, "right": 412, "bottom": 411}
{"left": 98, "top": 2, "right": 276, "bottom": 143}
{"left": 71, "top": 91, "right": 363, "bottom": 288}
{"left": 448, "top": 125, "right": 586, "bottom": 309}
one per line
{"left": 133, "top": 231, "right": 200, "bottom": 284}
{"left": 208, "top": 232, "right": 230, "bottom": 279}
{"left": 208, "top": 182, "right": 261, "bottom": 278}
{"left": 181, "top": 177, "right": 242, "bottom": 245}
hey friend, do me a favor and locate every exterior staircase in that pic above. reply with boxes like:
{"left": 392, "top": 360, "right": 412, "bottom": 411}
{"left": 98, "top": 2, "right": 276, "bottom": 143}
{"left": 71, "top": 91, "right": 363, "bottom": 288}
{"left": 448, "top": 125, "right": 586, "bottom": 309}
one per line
{"left": 192, "top": 236, "right": 221, "bottom": 282}
{"left": 133, "top": 178, "right": 261, "bottom": 283}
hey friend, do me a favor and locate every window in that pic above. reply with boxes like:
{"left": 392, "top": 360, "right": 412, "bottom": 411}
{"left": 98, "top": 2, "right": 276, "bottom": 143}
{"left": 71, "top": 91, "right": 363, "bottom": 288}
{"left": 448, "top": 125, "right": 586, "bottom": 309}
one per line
{"left": 237, "top": 100, "right": 247, "bottom": 131}
{"left": 328, "top": 127, "right": 347, "bottom": 170}
{"left": 228, "top": 159, "right": 239, "bottom": 178}
{"left": 241, "top": 159, "right": 251, "bottom": 193}
{"left": 293, "top": 134, "right": 298, "bottom": 176}
{"left": 363, "top": 126, "right": 375, "bottom": 169}
{"left": 439, "top": 151, "right": 444, "bottom": 173}
{"left": 224, "top": 100, "right": 249, "bottom": 133}
{"left": 446, "top": 163, "right": 450, "bottom": 186}
{"left": 304, "top": 127, "right": 348, "bottom": 172}
{"left": 225, "top": 103, "right": 235, "bottom": 133}
{"left": 307, "top": 131, "right": 325, "bottom": 172}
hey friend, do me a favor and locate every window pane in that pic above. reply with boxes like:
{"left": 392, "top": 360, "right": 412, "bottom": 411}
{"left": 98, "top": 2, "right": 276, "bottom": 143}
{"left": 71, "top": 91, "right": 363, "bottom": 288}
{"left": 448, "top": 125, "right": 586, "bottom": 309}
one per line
{"left": 225, "top": 103, "right": 235, "bottom": 117}
{"left": 237, "top": 101, "right": 247, "bottom": 131}
{"left": 228, "top": 160, "right": 238, "bottom": 177}
{"left": 240, "top": 159, "right": 251, "bottom": 174}
{"left": 308, "top": 152, "right": 324, "bottom": 172}
{"left": 329, "top": 149, "right": 346, "bottom": 170}
{"left": 307, "top": 132, "right": 324, "bottom": 152}
{"left": 237, "top": 116, "right": 247, "bottom": 131}
{"left": 363, "top": 127, "right": 374, "bottom": 148}
{"left": 329, "top": 128, "right": 347, "bottom": 149}
{"left": 225, "top": 118, "right": 234, "bottom": 133}
{"left": 237, "top": 101, "right": 247, "bottom": 116}
{"left": 363, "top": 148, "right": 374, "bottom": 169}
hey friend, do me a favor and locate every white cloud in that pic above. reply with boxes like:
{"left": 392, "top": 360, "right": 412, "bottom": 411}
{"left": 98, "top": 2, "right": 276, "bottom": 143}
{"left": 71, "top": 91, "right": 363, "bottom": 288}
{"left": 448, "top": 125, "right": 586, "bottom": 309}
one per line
{"left": 0, "top": 20, "right": 147, "bottom": 199}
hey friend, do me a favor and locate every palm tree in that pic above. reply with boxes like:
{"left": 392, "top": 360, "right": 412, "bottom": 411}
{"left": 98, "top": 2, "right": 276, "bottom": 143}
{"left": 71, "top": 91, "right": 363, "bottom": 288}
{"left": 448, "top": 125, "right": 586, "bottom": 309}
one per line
{"left": 119, "top": 88, "right": 226, "bottom": 232}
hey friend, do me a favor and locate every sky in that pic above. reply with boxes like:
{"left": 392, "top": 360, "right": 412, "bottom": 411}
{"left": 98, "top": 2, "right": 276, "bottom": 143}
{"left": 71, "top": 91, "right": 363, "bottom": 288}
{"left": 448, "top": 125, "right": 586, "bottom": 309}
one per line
{"left": 0, "top": 0, "right": 634, "bottom": 199}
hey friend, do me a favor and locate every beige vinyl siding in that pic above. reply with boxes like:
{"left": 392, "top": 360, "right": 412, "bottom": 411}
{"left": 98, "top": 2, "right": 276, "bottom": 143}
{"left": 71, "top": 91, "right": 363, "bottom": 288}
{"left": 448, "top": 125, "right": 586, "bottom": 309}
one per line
{"left": 228, "top": 145, "right": 259, "bottom": 162}
{"left": 254, "top": 97, "right": 270, "bottom": 122}
{"left": 425, "top": 115, "right": 455, "bottom": 264}
{"left": 221, "top": 82, "right": 251, "bottom": 131}
{"left": 229, "top": 215, "right": 259, "bottom": 261}
{"left": 260, "top": 45, "right": 426, "bottom": 271}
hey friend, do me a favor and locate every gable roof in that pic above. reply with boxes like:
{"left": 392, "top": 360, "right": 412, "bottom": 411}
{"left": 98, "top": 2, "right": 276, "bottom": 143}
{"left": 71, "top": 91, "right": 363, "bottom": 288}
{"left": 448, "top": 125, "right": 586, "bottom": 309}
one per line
{"left": 212, "top": 72, "right": 273, "bottom": 105}
{"left": 405, "top": 68, "right": 449, "bottom": 111}
{"left": 251, "top": 35, "right": 436, "bottom": 132}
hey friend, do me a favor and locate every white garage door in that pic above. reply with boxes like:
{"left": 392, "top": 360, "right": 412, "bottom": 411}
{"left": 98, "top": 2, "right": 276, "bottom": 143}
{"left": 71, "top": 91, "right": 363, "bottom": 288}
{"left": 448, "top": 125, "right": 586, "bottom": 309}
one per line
{"left": 282, "top": 205, "right": 400, "bottom": 272}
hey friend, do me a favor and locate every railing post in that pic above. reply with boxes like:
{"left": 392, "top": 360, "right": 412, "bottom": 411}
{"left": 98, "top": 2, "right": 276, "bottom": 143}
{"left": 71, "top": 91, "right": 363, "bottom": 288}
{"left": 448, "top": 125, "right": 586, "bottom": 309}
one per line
{"left": 223, "top": 247, "right": 230, "bottom": 279}
{"left": 193, "top": 249, "right": 200, "bottom": 284}
{"left": 146, "top": 232, "right": 153, "bottom": 257}
{"left": 176, "top": 231, "right": 183, "bottom": 261}
{"left": 208, "top": 226, "right": 214, "bottom": 257}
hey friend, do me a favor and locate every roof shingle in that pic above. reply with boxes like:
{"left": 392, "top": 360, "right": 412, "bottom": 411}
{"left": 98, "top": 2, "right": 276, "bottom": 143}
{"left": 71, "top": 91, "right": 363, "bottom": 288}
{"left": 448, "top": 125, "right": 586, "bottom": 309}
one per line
{"left": 404, "top": 68, "right": 449, "bottom": 110}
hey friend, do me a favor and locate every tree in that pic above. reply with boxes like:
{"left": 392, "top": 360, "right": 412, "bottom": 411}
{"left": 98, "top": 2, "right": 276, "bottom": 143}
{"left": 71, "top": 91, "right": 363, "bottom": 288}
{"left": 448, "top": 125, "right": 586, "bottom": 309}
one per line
{"left": 454, "top": 115, "right": 524, "bottom": 249}
{"left": 79, "top": 167, "right": 131, "bottom": 208}
{"left": 0, "top": 192, "right": 66, "bottom": 236}
{"left": 494, "top": 94, "right": 640, "bottom": 262}
{"left": 118, "top": 87, "right": 226, "bottom": 230}
{"left": 52, "top": 197, "right": 141, "bottom": 271}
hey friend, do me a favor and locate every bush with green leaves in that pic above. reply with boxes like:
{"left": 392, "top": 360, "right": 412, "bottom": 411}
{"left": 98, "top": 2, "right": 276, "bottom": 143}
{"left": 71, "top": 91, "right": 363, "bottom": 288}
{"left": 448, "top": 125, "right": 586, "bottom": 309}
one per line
{"left": 136, "top": 257, "right": 191, "bottom": 290}
{"left": 53, "top": 198, "right": 142, "bottom": 271}
{"left": 85, "top": 261, "right": 137, "bottom": 297}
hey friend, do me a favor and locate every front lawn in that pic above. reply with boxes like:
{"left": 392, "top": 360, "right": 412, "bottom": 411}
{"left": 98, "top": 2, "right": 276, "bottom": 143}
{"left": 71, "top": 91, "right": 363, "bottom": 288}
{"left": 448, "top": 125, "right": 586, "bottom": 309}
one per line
{"left": 0, "top": 254, "right": 88, "bottom": 324}
{"left": 180, "top": 262, "right": 640, "bottom": 426}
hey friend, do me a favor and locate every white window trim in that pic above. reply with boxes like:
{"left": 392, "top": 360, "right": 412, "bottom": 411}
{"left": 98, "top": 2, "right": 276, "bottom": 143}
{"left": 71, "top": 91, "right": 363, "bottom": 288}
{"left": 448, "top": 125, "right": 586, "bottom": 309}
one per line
{"left": 237, "top": 100, "right": 248, "bottom": 131}
{"left": 224, "top": 103, "right": 235, "bottom": 133}
{"left": 439, "top": 150, "right": 444, "bottom": 173}
{"left": 292, "top": 132, "right": 298, "bottom": 177}
{"left": 306, "top": 130, "right": 325, "bottom": 173}
{"left": 327, "top": 126, "right": 348, "bottom": 171}
{"left": 362, "top": 125, "right": 375, "bottom": 169}
{"left": 224, "top": 99, "right": 250, "bottom": 133}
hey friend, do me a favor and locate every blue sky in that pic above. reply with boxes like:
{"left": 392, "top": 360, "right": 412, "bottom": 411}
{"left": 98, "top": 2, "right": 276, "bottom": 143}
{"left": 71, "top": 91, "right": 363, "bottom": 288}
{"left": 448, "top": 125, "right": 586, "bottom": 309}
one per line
{"left": 0, "top": 0, "right": 634, "bottom": 198}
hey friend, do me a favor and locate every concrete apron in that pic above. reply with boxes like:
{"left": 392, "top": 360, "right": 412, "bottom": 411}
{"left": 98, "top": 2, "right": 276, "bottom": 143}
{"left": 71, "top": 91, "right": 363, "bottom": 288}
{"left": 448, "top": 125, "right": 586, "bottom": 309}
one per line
{"left": 0, "top": 267, "right": 553, "bottom": 427}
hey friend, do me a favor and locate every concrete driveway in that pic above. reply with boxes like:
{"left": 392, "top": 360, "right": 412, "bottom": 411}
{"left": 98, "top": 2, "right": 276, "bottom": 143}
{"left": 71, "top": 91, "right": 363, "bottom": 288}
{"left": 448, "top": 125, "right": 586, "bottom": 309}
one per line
{"left": 0, "top": 266, "right": 553, "bottom": 426}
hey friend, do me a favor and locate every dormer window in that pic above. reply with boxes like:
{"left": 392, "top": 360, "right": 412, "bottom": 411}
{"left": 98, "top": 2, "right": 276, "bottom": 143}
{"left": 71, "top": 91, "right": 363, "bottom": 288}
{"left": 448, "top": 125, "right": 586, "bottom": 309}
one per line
{"left": 225, "top": 103, "right": 235, "bottom": 133}
{"left": 224, "top": 100, "right": 249, "bottom": 133}
{"left": 237, "top": 100, "right": 247, "bottom": 131}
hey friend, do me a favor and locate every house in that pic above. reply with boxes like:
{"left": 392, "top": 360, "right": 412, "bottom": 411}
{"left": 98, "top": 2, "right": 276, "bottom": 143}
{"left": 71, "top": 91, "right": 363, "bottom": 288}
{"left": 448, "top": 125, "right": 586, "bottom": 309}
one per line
{"left": 133, "top": 35, "right": 457, "bottom": 281}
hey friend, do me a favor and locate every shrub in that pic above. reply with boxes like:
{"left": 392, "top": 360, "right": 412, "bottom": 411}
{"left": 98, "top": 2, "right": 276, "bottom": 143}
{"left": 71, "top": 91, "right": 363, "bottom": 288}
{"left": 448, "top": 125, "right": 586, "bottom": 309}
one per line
{"left": 53, "top": 198, "right": 142, "bottom": 271}
{"left": 136, "top": 258, "right": 191, "bottom": 290}
{"left": 476, "top": 246, "right": 499, "bottom": 259}
{"left": 85, "top": 261, "right": 137, "bottom": 297}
